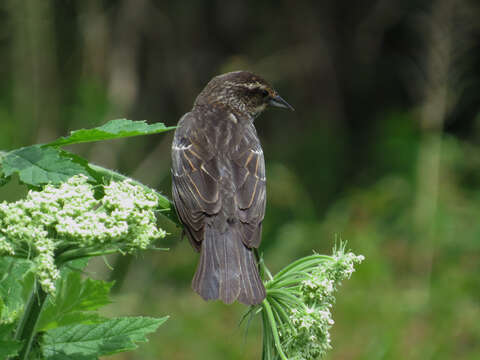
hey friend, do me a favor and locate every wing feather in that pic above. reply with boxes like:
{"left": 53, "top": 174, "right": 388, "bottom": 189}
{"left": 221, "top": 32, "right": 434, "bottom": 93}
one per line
{"left": 171, "top": 113, "right": 221, "bottom": 249}
{"left": 231, "top": 123, "right": 266, "bottom": 248}
{"left": 172, "top": 110, "right": 266, "bottom": 250}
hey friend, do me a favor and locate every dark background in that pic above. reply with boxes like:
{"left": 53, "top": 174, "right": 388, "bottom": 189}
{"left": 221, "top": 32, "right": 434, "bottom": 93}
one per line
{"left": 1, "top": 0, "right": 480, "bottom": 359}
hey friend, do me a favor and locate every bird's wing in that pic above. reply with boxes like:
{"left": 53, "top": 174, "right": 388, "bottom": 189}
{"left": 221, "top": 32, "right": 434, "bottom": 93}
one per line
{"left": 231, "top": 122, "right": 266, "bottom": 248}
{"left": 171, "top": 112, "right": 221, "bottom": 250}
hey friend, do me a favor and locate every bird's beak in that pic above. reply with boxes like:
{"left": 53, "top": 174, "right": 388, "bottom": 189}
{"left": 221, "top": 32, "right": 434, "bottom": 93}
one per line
{"left": 269, "top": 94, "right": 295, "bottom": 111}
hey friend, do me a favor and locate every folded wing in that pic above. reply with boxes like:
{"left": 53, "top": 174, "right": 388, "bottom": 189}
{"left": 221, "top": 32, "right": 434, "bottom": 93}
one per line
{"left": 171, "top": 113, "right": 221, "bottom": 250}
{"left": 231, "top": 123, "right": 266, "bottom": 248}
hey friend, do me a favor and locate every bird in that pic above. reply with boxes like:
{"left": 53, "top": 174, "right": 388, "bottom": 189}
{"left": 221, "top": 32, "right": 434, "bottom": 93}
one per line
{"left": 171, "top": 71, "right": 294, "bottom": 305}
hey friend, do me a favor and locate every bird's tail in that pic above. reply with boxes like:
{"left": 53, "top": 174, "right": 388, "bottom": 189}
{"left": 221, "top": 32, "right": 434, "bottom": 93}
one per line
{"left": 192, "top": 223, "right": 266, "bottom": 305}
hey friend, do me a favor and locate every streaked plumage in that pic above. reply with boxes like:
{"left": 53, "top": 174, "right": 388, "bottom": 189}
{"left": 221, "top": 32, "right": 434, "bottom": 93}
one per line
{"left": 171, "top": 71, "right": 293, "bottom": 305}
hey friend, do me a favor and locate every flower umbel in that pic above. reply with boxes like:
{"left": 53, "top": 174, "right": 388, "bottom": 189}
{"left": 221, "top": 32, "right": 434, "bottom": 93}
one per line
{"left": 0, "top": 175, "right": 166, "bottom": 295}
{"left": 260, "top": 243, "right": 364, "bottom": 360}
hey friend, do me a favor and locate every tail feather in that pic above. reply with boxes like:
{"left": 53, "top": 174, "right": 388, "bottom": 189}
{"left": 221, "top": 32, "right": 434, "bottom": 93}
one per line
{"left": 192, "top": 224, "right": 266, "bottom": 305}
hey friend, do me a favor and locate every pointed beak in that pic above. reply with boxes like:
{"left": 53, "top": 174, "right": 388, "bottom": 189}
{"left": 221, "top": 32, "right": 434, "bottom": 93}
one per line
{"left": 269, "top": 94, "right": 295, "bottom": 111}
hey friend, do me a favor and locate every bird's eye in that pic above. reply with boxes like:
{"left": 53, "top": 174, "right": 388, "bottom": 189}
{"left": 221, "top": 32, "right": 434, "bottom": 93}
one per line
{"left": 260, "top": 89, "right": 269, "bottom": 97}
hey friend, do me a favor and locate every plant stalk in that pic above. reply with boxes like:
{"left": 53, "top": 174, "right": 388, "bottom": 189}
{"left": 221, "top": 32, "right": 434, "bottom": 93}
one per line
{"left": 14, "top": 281, "right": 48, "bottom": 360}
{"left": 262, "top": 299, "right": 289, "bottom": 360}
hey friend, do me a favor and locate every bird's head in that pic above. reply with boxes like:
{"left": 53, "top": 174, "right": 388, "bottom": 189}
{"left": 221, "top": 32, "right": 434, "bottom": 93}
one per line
{"left": 194, "top": 71, "right": 294, "bottom": 118}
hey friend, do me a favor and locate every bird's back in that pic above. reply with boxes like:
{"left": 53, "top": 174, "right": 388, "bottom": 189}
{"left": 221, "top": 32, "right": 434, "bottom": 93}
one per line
{"left": 172, "top": 103, "right": 267, "bottom": 304}
{"left": 171, "top": 70, "right": 292, "bottom": 305}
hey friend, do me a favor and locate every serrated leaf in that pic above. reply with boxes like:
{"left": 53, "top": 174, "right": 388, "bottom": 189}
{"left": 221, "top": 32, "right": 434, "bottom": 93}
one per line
{"left": 0, "top": 257, "right": 32, "bottom": 323}
{"left": 42, "top": 316, "right": 168, "bottom": 359}
{"left": 0, "top": 322, "right": 15, "bottom": 338}
{"left": 37, "top": 272, "right": 113, "bottom": 331}
{"left": 47, "top": 119, "right": 175, "bottom": 147}
{"left": 57, "top": 150, "right": 103, "bottom": 184}
{"left": 42, "top": 353, "right": 95, "bottom": 360}
{"left": 0, "top": 339, "right": 22, "bottom": 358}
{"left": 1, "top": 146, "right": 93, "bottom": 187}
{"left": 0, "top": 323, "right": 22, "bottom": 358}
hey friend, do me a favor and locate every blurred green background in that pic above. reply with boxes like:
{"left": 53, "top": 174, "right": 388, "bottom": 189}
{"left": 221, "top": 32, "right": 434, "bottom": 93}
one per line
{"left": 1, "top": 0, "right": 480, "bottom": 359}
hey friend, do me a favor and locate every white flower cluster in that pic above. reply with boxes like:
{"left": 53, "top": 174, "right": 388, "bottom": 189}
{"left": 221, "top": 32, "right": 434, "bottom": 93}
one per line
{"left": 281, "top": 249, "right": 364, "bottom": 359}
{"left": 52, "top": 176, "right": 164, "bottom": 249}
{"left": 0, "top": 175, "right": 166, "bottom": 294}
{"left": 0, "top": 234, "right": 15, "bottom": 255}
{"left": 33, "top": 237, "right": 59, "bottom": 294}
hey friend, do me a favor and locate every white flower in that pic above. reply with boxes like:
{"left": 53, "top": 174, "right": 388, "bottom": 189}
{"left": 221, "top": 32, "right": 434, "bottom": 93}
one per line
{"left": 276, "top": 246, "right": 365, "bottom": 360}
{"left": 33, "top": 236, "right": 60, "bottom": 294}
{"left": 0, "top": 174, "right": 167, "bottom": 295}
{"left": 0, "top": 235, "right": 15, "bottom": 255}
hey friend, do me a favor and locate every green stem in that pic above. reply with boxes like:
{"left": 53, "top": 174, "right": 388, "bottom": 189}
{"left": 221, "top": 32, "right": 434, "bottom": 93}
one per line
{"left": 55, "top": 246, "right": 134, "bottom": 265}
{"left": 254, "top": 249, "right": 274, "bottom": 282}
{"left": 268, "top": 274, "right": 309, "bottom": 289}
{"left": 14, "top": 281, "right": 48, "bottom": 360}
{"left": 272, "top": 256, "right": 332, "bottom": 284}
{"left": 269, "top": 296, "right": 291, "bottom": 326}
{"left": 261, "top": 308, "right": 274, "bottom": 360}
{"left": 262, "top": 299, "right": 289, "bottom": 360}
{"left": 267, "top": 289, "right": 302, "bottom": 306}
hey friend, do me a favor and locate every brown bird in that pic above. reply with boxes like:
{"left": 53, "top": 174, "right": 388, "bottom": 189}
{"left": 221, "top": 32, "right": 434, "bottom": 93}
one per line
{"left": 171, "top": 71, "right": 293, "bottom": 305}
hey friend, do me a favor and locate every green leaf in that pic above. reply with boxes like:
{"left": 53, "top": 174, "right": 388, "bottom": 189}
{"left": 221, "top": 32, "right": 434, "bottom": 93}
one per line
{"left": 0, "top": 119, "right": 175, "bottom": 188}
{"left": 0, "top": 339, "right": 22, "bottom": 358}
{"left": 60, "top": 258, "right": 91, "bottom": 275}
{"left": 47, "top": 119, "right": 175, "bottom": 147}
{"left": 1, "top": 146, "right": 93, "bottom": 187}
{"left": 20, "top": 271, "right": 35, "bottom": 304}
{"left": 0, "top": 174, "right": 10, "bottom": 186}
{"left": 0, "top": 152, "right": 9, "bottom": 186}
{"left": 0, "top": 323, "right": 22, "bottom": 358}
{"left": 57, "top": 150, "right": 103, "bottom": 184}
{"left": 0, "top": 322, "right": 15, "bottom": 337}
{"left": 37, "top": 272, "right": 113, "bottom": 331}
{"left": 42, "top": 353, "right": 94, "bottom": 360}
{"left": 0, "top": 257, "right": 32, "bottom": 323}
{"left": 42, "top": 316, "right": 168, "bottom": 359}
